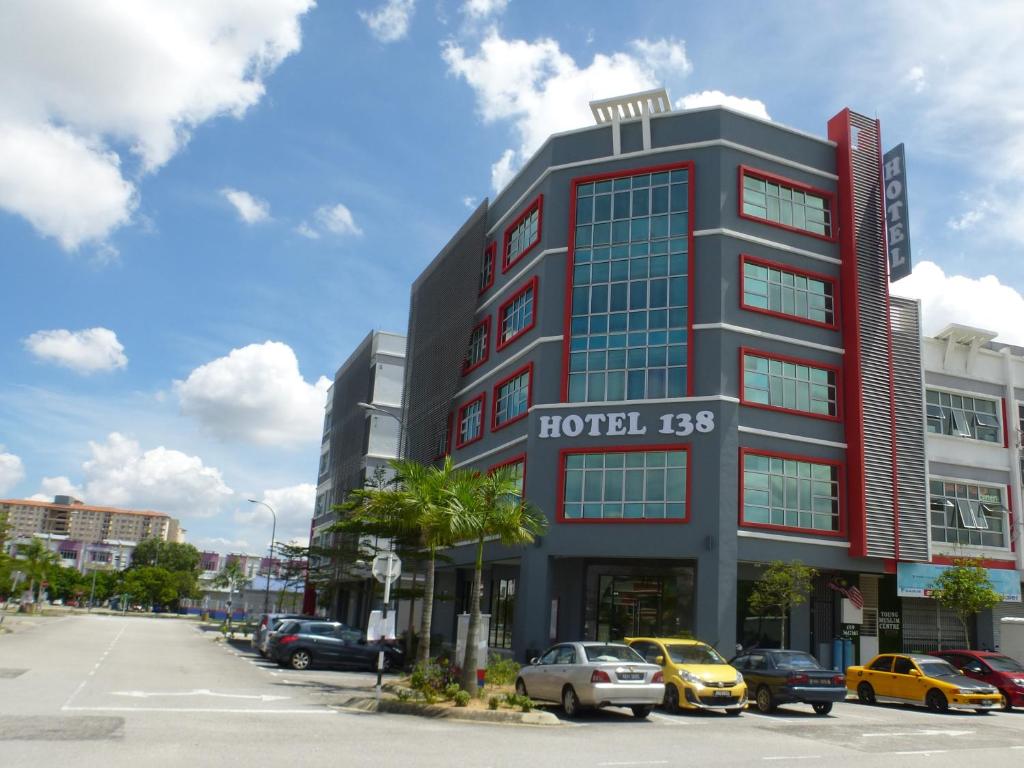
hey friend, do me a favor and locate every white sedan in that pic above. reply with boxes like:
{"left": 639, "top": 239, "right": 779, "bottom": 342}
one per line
{"left": 516, "top": 641, "right": 665, "bottom": 718}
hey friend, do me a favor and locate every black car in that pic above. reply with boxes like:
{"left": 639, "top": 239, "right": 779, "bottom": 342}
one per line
{"left": 731, "top": 649, "right": 846, "bottom": 715}
{"left": 269, "top": 620, "right": 403, "bottom": 672}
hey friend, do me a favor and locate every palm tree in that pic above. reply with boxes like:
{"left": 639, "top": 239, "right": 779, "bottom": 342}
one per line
{"left": 17, "top": 538, "right": 60, "bottom": 609}
{"left": 212, "top": 559, "right": 248, "bottom": 635}
{"left": 342, "top": 458, "right": 462, "bottom": 665}
{"left": 446, "top": 466, "right": 547, "bottom": 694}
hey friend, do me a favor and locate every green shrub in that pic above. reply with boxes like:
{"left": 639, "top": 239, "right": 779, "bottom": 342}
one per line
{"left": 396, "top": 688, "right": 412, "bottom": 702}
{"left": 519, "top": 696, "right": 534, "bottom": 713}
{"left": 453, "top": 690, "right": 471, "bottom": 707}
{"left": 484, "top": 654, "right": 520, "bottom": 687}
{"left": 488, "top": 696, "right": 500, "bottom": 710}
{"left": 443, "top": 682, "right": 461, "bottom": 700}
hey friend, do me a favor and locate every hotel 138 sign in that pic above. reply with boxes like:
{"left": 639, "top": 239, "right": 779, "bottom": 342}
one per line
{"left": 538, "top": 410, "right": 715, "bottom": 439}
{"left": 883, "top": 143, "right": 913, "bottom": 282}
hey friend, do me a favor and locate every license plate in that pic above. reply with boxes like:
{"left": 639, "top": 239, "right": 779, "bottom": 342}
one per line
{"left": 981, "top": 699, "right": 995, "bottom": 706}
{"left": 714, "top": 690, "right": 732, "bottom": 697}
{"left": 618, "top": 673, "right": 643, "bottom": 681}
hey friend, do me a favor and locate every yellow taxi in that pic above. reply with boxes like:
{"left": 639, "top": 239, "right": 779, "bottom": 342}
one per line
{"left": 847, "top": 653, "right": 1003, "bottom": 713}
{"left": 626, "top": 637, "right": 746, "bottom": 714}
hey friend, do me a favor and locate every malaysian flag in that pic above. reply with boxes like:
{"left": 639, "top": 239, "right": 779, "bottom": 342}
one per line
{"left": 828, "top": 579, "right": 865, "bottom": 609}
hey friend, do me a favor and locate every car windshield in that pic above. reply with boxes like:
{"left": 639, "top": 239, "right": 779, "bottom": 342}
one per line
{"left": 770, "top": 652, "right": 821, "bottom": 670}
{"left": 584, "top": 645, "right": 645, "bottom": 663}
{"left": 917, "top": 660, "right": 960, "bottom": 678}
{"left": 667, "top": 644, "right": 726, "bottom": 665}
{"left": 985, "top": 655, "right": 1024, "bottom": 673}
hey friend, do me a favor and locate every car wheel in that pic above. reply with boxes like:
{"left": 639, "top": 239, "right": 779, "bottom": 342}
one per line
{"left": 725, "top": 708, "right": 742, "bottom": 716}
{"left": 289, "top": 650, "right": 312, "bottom": 671}
{"left": 974, "top": 709, "right": 991, "bottom": 715}
{"left": 631, "top": 705, "right": 653, "bottom": 719}
{"left": 515, "top": 678, "right": 528, "bottom": 697}
{"left": 756, "top": 685, "right": 776, "bottom": 714}
{"left": 663, "top": 684, "right": 681, "bottom": 714}
{"left": 812, "top": 702, "right": 832, "bottom": 715}
{"left": 1001, "top": 691, "right": 1013, "bottom": 712}
{"left": 857, "top": 682, "right": 876, "bottom": 705}
{"left": 925, "top": 689, "right": 948, "bottom": 713}
{"left": 562, "top": 685, "right": 581, "bottom": 718}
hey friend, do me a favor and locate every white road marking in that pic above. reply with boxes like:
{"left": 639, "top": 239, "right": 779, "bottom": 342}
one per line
{"left": 763, "top": 757, "right": 821, "bottom": 762}
{"left": 61, "top": 621, "right": 129, "bottom": 710}
{"left": 892, "top": 751, "right": 947, "bottom": 756}
{"left": 742, "top": 712, "right": 800, "bottom": 724}
{"left": 111, "top": 689, "right": 290, "bottom": 702}
{"left": 861, "top": 729, "right": 973, "bottom": 738}
{"left": 61, "top": 706, "right": 337, "bottom": 715}
{"left": 597, "top": 762, "right": 669, "bottom": 766}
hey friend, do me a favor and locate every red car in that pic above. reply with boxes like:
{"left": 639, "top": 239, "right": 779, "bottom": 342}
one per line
{"left": 932, "top": 650, "right": 1024, "bottom": 710}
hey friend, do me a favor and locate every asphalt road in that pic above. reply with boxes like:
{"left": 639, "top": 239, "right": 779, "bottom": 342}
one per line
{"left": 2, "top": 614, "right": 1024, "bottom": 767}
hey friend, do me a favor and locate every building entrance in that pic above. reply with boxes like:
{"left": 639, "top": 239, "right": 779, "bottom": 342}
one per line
{"left": 583, "top": 561, "right": 695, "bottom": 641}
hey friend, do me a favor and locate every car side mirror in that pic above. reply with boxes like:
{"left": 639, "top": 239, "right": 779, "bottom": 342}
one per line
{"left": 655, "top": 655, "right": 665, "bottom": 665}
{"left": 909, "top": 669, "right": 921, "bottom": 677}
{"left": 530, "top": 657, "right": 539, "bottom": 666}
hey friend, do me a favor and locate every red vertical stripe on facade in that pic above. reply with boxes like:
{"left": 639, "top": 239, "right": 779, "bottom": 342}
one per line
{"left": 1002, "top": 398, "right": 1010, "bottom": 448}
{"left": 827, "top": 109, "right": 867, "bottom": 558}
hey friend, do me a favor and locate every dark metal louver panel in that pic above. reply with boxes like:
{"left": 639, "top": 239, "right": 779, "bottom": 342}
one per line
{"left": 401, "top": 202, "right": 489, "bottom": 463}
{"left": 330, "top": 335, "right": 373, "bottom": 501}
{"left": 890, "top": 297, "right": 929, "bottom": 561}
{"left": 849, "top": 113, "right": 897, "bottom": 558}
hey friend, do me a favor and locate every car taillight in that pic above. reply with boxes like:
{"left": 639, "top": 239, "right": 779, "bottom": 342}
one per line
{"left": 279, "top": 634, "right": 298, "bottom": 645}
{"left": 652, "top": 671, "right": 664, "bottom": 683}
{"left": 260, "top": 617, "right": 268, "bottom": 627}
{"left": 833, "top": 675, "right": 845, "bottom": 686}
{"left": 591, "top": 670, "right": 611, "bottom": 683}
{"left": 787, "top": 673, "right": 810, "bottom": 685}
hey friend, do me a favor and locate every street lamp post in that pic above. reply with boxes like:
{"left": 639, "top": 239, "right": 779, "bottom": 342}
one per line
{"left": 247, "top": 499, "right": 277, "bottom": 615}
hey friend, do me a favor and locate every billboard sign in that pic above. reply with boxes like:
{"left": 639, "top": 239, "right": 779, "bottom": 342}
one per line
{"left": 897, "top": 562, "right": 1022, "bottom": 602}
{"left": 883, "top": 143, "right": 913, "bottom": 282}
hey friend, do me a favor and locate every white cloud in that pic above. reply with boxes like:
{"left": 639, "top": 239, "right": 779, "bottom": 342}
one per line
{"left": 443, "top": 31, "right": 692, "bottom": 192}
{"left": 295, "top": 222, "right": 320, "bottom": 239}
{"left": 462, "top": 0, "right": 508, "bottom": 19}
{"left": 905, "top": 65, "right": 926, "bottom": 93}
{"left": 0, "top": 448, "right": 25, "bottom": 495}
{"left": 892, "top": 261, "right": 1024, "bottom": 345}
{"left": 236, "top": 483, "right": 315, "bottom": 547}
{"left": 24, "top": 327, "right": 128, "bottom": 373}
{"left": 491, "top": 149, "right": 517, "bottom": 192}
{"left": 315, "top": 203, "right": 363, "bottom": 236}
{"left": 947, "top": 205, "right": 987, "bottom": 231}
{"left": 676, "top": 90, "right": 771, "bottom": 121}
{"left": 53, "top": 432, "right": 234, "bottom": 518}
{"left": 0, "top": 0, "right": 314, "bottom": 250}
{"left": 359, "top": 0, "right": 416, "bottom": 43}
{"left": 221, "top": 188, "right": 270, "bottom": 224}
{"left": 462, "top": 196, "right": 477, "bottom": 209}
{"left": 174, "top": 341, "right": 330, "bottom": 446}
{"left": 193, "top": 535, "right": 251, "bottom": 553}
{"left": 29, "top": 475, "right": 83, "bottom": 501}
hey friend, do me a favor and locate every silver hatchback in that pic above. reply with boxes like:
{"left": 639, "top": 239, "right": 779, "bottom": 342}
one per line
{"left": 516, "top": 642, "right": 664, "bottom": 719}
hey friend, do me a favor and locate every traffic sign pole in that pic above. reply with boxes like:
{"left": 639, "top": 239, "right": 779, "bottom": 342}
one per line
{"left": 373, "top": 551, "right": 400, "bottom": 702}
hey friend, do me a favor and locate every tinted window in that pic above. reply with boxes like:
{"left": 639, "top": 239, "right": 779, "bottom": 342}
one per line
{"left": 667, "top": 644, "right": 726, "bottom": 665}
{"left": 868, "top": 656, "right": 893, "bottom": 672}
{"left": 731, "top": 656, "right": 748, "bottom": 670}
{"left": 770, "top": 652, "right": 821, "bottom": 670}
{"left": 917, "top": 659, "right": 959, "bottom": 678}
{"left": 539, "top": 647, "right": 560, "bottom": 665}
{"left": 555, "top": 646, "right": 577, "bottom": 664}
{"left": 747, "top": 654, "right": 767, "bottom": 670}
{"left": 986, "top": 655, "right": 1024, "bottom": 673}
{"left": 893, "top": 657, "right": 915, "bottom": 675}
{"left": 306, "top": 623, "right": 338, "bottom": 635}
{"left": 583, "top": 644, "right": 646, "bottom": 663}
{"left": 630, "top": 642, "right": 659, "bottom": 663}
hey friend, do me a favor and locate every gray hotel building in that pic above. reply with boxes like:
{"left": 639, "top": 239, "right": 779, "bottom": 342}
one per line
{"left": 390, "top": 91, "right": 1008, "bottom": 663}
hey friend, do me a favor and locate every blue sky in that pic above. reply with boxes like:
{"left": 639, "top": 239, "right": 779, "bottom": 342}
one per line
{"left": 2, "top": 0, "right": 1023, "bottom": 553}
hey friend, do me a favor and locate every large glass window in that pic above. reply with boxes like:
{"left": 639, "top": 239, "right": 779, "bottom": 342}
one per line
{"left": 503, "top": 197, "right": 542, "bottom": 271}
{"left": 741, "top": 169, "right": 833, "bottom": 238}
{"left": 568, "top": 166, "right": 690, "bottom": 402}
{"left": 488, "top": 578, "right": 516, "bottom": 649}
{"left": 491, "top": 456, "right": 525, "bottom": 496}
{"left": 741, "top": 257, "right": 835, "bottom": 327}
{"left": 492, "top": 366, "right": 531, "bottom": 429}
{"left": 742, "top": 452, "right": 840, "bottom": 533}
{"left": 498, "top": 278, "right": 536, "bottom": 349}
{"left": 456, "top": 395, "right": 484, "bottom": 448}
{"left": 480, "top": 243, "right": 496, "bottom": 293}
{"left": 926, "top": 389, "right": 1001, "bottom": 443}
{"left": 742, "top": 352, "right": 838, "bottom": 417}
{"left": 463, "top": 318, "right": 490, "bottom": 374}
{"left": 562, "top": 448, "right": 687, "bottom": 521}
{"left": 929, "top": 479, "right": 1006, "bottom": 548}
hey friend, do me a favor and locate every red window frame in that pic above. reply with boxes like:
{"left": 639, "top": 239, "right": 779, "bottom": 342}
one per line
{"left": 462, "top": 316, "right": 491, "bottom": 376}
{"left": 489, "top": 453, "right": 527, "bottom": 496}
{"left": 496, "top": 276, "right": 538, "bottom": 351}
{"left": 455, "top": 392, "right": 486, "bottom": 450}
{"left": 738, "top": 347, "right": 842, "bottom": 422}
{"left": 491, "top": 362, "right": 533, "bottom": 432}
{"left": 738, "top": 165, "right": 837, "bottom": 243}
{"left": 432, "top": 412, "right": 453, "bottom": 461}
{"left": 480, "top": 242, "right": 496, "bottom": 295}
{"left": 502, "top": 194, "right": 543, "bottom": 272}
{"left": 561, "top": 160, "right": 696, "bottom": 401}
{"left": 556, "top": 444, "right": 691, "bottom": 525}
{"left": 739, "top": 253, "right": 839, "bottom": 330}
{"left": 738, "top": 447, "right": 845, "bottom": 538}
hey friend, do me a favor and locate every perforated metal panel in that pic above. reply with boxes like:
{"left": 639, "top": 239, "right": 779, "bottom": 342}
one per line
{"left": 890, "top": 297, "right": 929, "bottom": 562}
{"left": 401, "top": 202, "right": 489, "bottom": 463}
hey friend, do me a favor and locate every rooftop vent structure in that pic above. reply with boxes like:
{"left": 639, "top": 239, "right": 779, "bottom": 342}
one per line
{"left": 589, "top": 88, "right": 672, "bottom": 156}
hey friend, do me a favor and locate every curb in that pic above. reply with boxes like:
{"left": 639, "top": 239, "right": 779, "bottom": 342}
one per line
{"left": 332, "top": 696, "right": 562, "bottom": 726}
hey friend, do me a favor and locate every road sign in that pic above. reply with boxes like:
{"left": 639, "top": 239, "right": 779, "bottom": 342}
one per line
{"left": 371, "top": 552, "right": 402, "bottom": 584}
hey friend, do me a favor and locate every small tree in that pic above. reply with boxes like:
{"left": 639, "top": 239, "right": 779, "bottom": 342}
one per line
{"left": 748, "top": 561, "right": 818, "bottom": 649}
{"left": 212, "top": 560, "right": 249, "bottom": 635}
{"left": 930, "top": 558, "right": 1002, "bottom": 649}
{"left": 16, "top": 538, "right": 60, "bottom": 609}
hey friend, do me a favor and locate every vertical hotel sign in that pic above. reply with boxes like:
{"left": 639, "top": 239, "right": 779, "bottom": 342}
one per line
{"left": 883, "top": 143, "right": 912, "bottom": 282}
